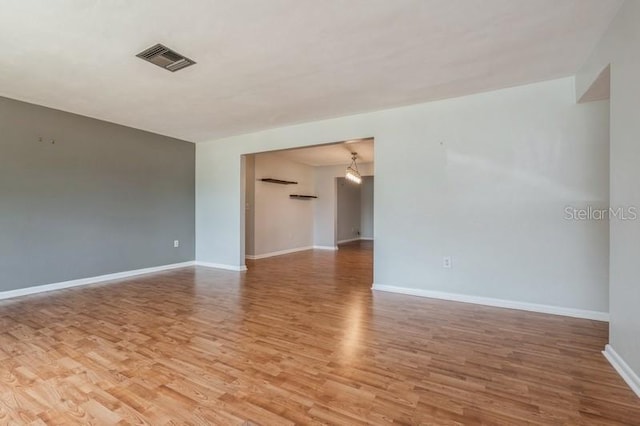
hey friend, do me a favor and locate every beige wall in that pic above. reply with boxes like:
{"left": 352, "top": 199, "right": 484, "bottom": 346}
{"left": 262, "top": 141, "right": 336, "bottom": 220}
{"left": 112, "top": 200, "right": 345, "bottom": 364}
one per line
{"left": 249, "top": 153, "right": 315, "bottom": 256}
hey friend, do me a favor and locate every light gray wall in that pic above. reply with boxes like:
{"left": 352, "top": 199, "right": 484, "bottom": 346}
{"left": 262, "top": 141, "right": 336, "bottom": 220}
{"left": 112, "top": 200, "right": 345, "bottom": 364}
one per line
{"left": 252, "top": 153, "right": 314, "bottom": 255}
{"left": 577, "top": 0, "right": 640, "bottom": 378}
{"left": 337, "top": 177, "right": 361, "bottom": 242}
{"left": 0, "top": 96, "right": 195, "bottom": 291}
{"left": 360, "top": 176, "right": 374, "bottom": 239}
{"left": 196, "top": 77, "right": 609, "bottom": 316}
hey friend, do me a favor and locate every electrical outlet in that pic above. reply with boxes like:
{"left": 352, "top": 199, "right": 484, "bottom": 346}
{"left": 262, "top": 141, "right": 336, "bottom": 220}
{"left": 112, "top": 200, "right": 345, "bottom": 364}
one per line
{"left": 443, "top": 256, "right": 452, "bottom": 268}
{"left": 174, "top": 240, "right": 180, "bottom": 248}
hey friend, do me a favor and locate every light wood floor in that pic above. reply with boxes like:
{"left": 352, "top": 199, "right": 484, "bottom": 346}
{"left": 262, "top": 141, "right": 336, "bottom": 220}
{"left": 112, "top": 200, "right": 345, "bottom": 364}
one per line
{"left": 1, "top": 241, "right": 638, "bottom": 425}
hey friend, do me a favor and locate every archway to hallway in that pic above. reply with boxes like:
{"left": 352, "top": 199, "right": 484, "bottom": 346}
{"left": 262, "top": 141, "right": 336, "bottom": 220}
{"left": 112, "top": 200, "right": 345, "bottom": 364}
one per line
{"left": 240, "top": 138, "right": 374, "bottom": 289}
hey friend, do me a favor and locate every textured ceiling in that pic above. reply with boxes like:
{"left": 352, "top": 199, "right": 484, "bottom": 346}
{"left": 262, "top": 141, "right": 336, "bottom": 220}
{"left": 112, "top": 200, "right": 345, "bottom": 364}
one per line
{"left": 276, "top": 139, "right": 374, "bottom": 167}
{"left": 0, "top": 0, "right": 622, "bottom": 142}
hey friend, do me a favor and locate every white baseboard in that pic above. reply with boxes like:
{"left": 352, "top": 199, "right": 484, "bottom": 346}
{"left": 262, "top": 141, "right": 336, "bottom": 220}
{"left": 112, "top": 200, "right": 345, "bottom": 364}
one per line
{"left": 245, "top": 246, "right": 314, "bottom": 260}
{"left": 337, "top": 237, "right": 373, "bottom": 244}
{"left": 195, "top": 261, "right": 247, "bottom": 272}
{"left": 371, "top": 284, "right": 609, "bottom": 322}
{"left": 603, "top": 344, "right": 640, "bottom": 398}
{"left": 246, "top": 245, "right": 340, "bottom": 260}
{"left": 0, "top": 261, "right": 195, "bottom": 301}
{"left": 337, "top": 238, "right": 361, "bottom": 244}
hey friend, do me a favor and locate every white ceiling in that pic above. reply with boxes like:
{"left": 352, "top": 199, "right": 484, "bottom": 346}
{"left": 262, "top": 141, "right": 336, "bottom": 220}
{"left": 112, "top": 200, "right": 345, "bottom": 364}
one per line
{"left": 0, "top": 0, "right": 622, "bottom": 143}
{"left": 276, "top": 139, "right": 374, "bottom": 167}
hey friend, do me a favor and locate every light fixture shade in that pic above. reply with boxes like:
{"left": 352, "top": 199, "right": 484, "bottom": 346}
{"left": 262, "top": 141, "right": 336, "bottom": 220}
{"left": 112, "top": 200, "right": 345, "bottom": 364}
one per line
{"left": 345, "top": 152, "right": 362, "bottom": 184}
{"left": 345, "top": 166, "right": 362, "bottom": 184}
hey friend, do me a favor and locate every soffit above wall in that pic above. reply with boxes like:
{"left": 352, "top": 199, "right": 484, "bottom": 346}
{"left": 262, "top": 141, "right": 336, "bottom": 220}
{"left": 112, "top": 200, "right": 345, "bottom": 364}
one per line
{"left": 275, "top": 139, "right": 374, "bottom": 167}
{"left": 578, "top": 65, "right": 611, "bottom": 103}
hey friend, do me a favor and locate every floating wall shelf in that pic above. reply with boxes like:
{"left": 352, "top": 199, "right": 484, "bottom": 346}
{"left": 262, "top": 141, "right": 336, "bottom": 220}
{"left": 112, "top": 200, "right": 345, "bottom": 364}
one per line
{"left": 290, "top": 194, "right": 318, "bottom": 199}
{"left": 259, "top": 178, "right": 298, "bottom": 185}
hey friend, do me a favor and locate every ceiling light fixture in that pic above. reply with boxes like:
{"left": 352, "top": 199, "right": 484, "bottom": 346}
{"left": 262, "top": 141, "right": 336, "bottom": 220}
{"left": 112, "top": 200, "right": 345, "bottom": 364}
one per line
{"left": 345, "top": 152, "right": 362, "bottom": 184}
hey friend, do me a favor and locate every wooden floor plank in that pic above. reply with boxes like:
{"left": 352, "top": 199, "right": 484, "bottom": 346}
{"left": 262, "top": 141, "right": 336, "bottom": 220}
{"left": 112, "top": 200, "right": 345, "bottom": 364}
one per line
{"left": 0, "top": 241, "right": 638, "bottom": 424}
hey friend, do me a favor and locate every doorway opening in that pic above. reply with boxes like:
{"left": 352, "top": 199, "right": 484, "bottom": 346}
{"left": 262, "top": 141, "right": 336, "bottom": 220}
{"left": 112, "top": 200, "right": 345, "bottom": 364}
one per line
{"left": 337, "top": 175, "right": 374, "bottom": 245}
{"left": 241, "top": 138, "right": 374, "bottom": 280}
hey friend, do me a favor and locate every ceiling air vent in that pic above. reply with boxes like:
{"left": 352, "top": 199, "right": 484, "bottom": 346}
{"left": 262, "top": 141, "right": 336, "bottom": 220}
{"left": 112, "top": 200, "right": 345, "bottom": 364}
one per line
{"left": 136, "top": 43, "right": 196, "bottom": 72}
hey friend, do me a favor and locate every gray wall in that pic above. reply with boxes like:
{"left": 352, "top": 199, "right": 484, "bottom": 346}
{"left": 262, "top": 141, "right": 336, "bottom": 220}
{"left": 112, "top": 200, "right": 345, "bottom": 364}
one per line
{"left": 313, "top": 163, "right": 375, "bottom": 248}
{"left": 336, "top": 175, "right": 374, "bottom": 242}
{"left": 337, "top": 177, "right": 361, "bottom": 242}
{"left": 0, "top": 96, "right": 195, "bottom": 291}
{"left": 244, "top": 154, "right": 256, "bottom": 256}
{"left": 360, "top": 176, "right": 374, "bottom": 239}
